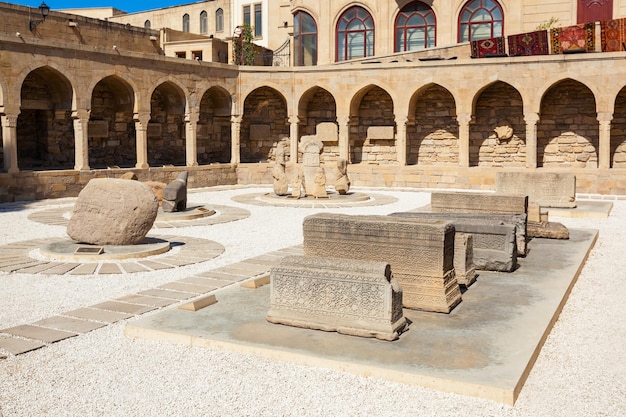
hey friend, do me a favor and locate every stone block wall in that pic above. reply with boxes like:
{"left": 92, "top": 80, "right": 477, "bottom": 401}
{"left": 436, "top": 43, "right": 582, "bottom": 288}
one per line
{"left": 241, "top": 87, "right": 289, "bottom": 162}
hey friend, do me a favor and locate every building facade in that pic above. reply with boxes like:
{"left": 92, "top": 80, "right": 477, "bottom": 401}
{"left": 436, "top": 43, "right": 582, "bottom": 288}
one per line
{"left": 2, "top": 1, "right": 626, "bottom": 202}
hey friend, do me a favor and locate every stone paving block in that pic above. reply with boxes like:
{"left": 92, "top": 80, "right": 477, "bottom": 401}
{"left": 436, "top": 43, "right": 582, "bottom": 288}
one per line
{"left": 0, "top": 335, "right": 45, "bottom": 355}
{"left": 44, "top": 263, "right": 80, "bottom": 275}
{"left": 70, "top": 263, "right": 99, "bottom": 275}
{"left": 11, "top": 262, "right": 59, "bottom": 274}
{"left": 115, "top": 295, "right": 178, "bottom": 308}
{"left": 138, "top": 260, "right": 175, "bottom": 270}
{"left": 32, "top": 316, "right": 106, "bottom": 334}
{"left": 98, "top": 263, "right": 123, "bottom": 274}
{"left": 195, "top": 270, "right": 247, "bottom": 282}
{"left": 0, "top": 260, "right": 43, "bottom": 273}
{"left": 178, "top": 294, "right": 217, "bottom": 311}
{"left": 212, "top": 267, "right": 250, "bottom": 277}
{"left": 158, "top": 282, "right": 215, "bottom": 294}
{"left": 137, "top": 288, "right": 197, "bottom": 300}
{"left": 64, "top": 308, "right": 133, "bottom": 323}
{"left": 224, "top": 263, "right": 270, "bottom": 275}
{"left": 154, "top": 257, "right": 198, "bottom": 267}
{"left": 178, "top": 276, "right": 226, "bottom": 288}
{"left": 120, "top": 262, "right": 150, "bottom": 273}
{"left": 90, "top": 301, "right": 156, "bottom": 315}
{"left": 1, "top": 325, "right": 78, "bottom": 343}
{"left": 240, "top": 258, "right": 280, "bottom": 267}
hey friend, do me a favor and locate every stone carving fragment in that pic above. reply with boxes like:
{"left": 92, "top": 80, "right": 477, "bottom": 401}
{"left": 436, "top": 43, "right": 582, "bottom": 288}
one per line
{"left": 299, "top": 135, "right": 323, "bottom": 196}
{"left": 272, "top": 145, "right": 289, "bottom": 196}
{"left": 313, "top": 168, "right": 328, "bottom": 198}
{"left": 67, "top": 178, "right": 158, "bottom": 245}
{"left": 303, "top": 213, "right": 461, "bottom": 313}
{"left": 290, "top": 167, "right": 304, "bottom": 199}
{"left": 495, "top": 172, "right": 576, "bottom": 208}
{"left": 162, "top": 171, "right": 188, "bottom": 213}
{"left": 334, "top": 158, "right": 351, "bottom": 195}
{"left": 268, "top": 256, "right": 407, "bottom": 341}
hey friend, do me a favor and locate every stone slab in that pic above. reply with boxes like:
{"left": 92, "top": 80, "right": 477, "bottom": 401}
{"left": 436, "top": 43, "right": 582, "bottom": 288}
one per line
{"left": 32, "top": 316, "right": 106, "bottom": 334}
{"left": 1, "top": 325, "right": 77, "bottom": 343}
{"left": 158, "top": 282, "right": 215, "bottom": 294}
{"left": 431, "top": 192, "right": 528, "bottom": 215}
{"left": 69, "top": 263, "right": 99, "bottom": 275}
{"left": 240, "top": 273, "right": 270, "bottom": 288}
{"left": 178, "top": 294, "right": 218, "bottom": 311}
{"left": 90, "top": 301, "right": 156, "bottom": 315}
{"left": 547, "top": 201, "right": 613, "bottom": 218}
{"left": 0, "top": 335, "right": 45, "bottom": 355}
{"left": 125, "top": 228, "right": 597, "bottom": 406}
{"left": 64, "top": 308, "right": 133, "bottom": 323}
{"left": 115, "top": 295, "right": 178, "bottom": 308}
{"left": 137, "top": 288, "right": 197, "bottom": 300}
{"left": 495, "top": 172, "right": 576, "bottom": 208}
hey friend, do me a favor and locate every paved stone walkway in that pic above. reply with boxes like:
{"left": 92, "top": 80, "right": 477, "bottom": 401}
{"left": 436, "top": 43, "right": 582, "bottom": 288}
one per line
{"left": 231, "top": 192, "right": 398, "bottom": 207}
{"left": 0, "top": 245, "right": 303, "bottom": 357}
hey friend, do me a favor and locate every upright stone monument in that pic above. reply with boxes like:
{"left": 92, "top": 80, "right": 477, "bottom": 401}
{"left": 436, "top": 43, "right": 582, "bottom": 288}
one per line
{"left": 495, "top": 172, "right": 576, "bottom": 208}
{"left": 334, "top": 158, "right": 351, "bottom": 195}
{"left": 267, "top": 256, "right": 407, "bottom": 341}
{"left": 272, "top": 145, "right": 289, "bottom": 196}
{"left": 299, "top": 135, "right": 323, "bottom": 196}
{"left": 303, "top": 213, "right": 461, "bottom": 313}
{"left": 162, "top": 171, "right": 188, "bottom": 213}
{"left": 67, "top": 178, "right": 158, "bottom": 245}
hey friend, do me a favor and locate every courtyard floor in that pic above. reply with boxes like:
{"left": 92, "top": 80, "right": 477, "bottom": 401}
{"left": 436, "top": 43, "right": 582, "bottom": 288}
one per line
{"left": 0, "top": 185, "right": 624, "bottom": 416}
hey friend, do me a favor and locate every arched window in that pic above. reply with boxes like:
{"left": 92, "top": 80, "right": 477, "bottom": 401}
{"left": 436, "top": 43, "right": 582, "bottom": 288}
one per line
{"left": 144, "top": 20, "right": 151, "bottom": 29}
{"left": 294, "top": 11, "right": 317, "bottom": 66}
{"left": 458, "top": 0, "right": 503, "bottom": 42}
{"left": 395, "top": 1, "right": 436, "bottom": 52}
{"left": 336, "top": 6, "right": 374, "bottom": 62}
{"left": 216, "top": 8, "right": 224, "bottom": 32}
{"left": 182, "top": 13, "right": 190, "bottom": 33}
{"left": 200, "top": 11, "right": 208, "bottom": 34}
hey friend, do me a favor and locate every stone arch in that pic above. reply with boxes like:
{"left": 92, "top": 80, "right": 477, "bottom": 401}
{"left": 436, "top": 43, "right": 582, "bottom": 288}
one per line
{"left": 17, "top": 66, "right": 75, "bottom": 170}
{"left": 470, "top": 81, "right": 525, "bottom": 167}
{"left": 537, "top": 78, "right": 598, "bottom": 168}
{"left": 611, "top": 85, "right": 626, "bottom": 168}
{"left": 197, "top": 85, "right": 232, "bottom": 164}
{"left": 297, "top": 86, "right": 338, "bottom": 164}
{"left": 88, "top": 75, "right": 136, "bottom": 169}
{"left": 349, "top": 84, "right": 395, "bottom": 164}
{"left": 149, "top": 81, "right": 187, "bottom": 167}
{"left": 241, "top": 86, "right": 289, "bottom": 163}
{"left": 407, "top": 83, "right": 458, "bottom": 166}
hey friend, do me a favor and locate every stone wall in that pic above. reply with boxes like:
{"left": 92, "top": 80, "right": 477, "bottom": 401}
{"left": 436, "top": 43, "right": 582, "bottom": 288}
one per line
{"left": 611, "top": 88, "right": 626, "bottom": 168}
{"left": 408, "top": 85, "right": 458, "bottom": 165}
{"left": 471, "top": 82, "right": 526, "bottom": 167}
{"left": 350, "top": 87, "right": 396, "bottom": 165}
{"left": 149, "top": 86, "right": 186, "bottom": 167}
{"left": 537, "top": 80, "right": 598, "bottom": 168}
{"left": 198, "top": 91, "right": 231, "bottom": 164}
{"left": 299, "top": 88, "right": 338, "bottom": 165}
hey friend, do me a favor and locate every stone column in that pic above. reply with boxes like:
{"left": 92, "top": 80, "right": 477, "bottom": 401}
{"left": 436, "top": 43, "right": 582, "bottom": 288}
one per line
{"left": 185, "top": 112, "right": 199, "bottom": 167}
{"left": 337, "top": 115, "right": 350, "bottom": 162}
{"left": 134, "top": 112, "right": 150, "bottom": 169}
{"left": 395, "top": 116, "right": 408, "bottom": 166}
{"left": 597, "top": 112, "right": 613, "bottom": 169}
{"left": 231, "top": 115, "right": 242, "bottom": 165}
{"left": 72, "top": 110, "right": 90, "bottom": 171}
{"left": 289, "top": 114, "right": 299, "bottom": 166}
{"left": 524, "top": 112, "right": 540, "bottom": 169}
{"left": 457, "top": 113, "right": 472, "bottom": 167}
{"left": 1, "top": 114, "right": 19, "bottom": 173}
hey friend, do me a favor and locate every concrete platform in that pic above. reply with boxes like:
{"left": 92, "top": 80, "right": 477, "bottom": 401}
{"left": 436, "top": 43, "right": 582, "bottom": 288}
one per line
{"left": 125, "top": 229, "right": 597, "bottom": 405}
{"left": 547, "top": 200, "right": 613, "bottom": 218}
{"left": 40, "top": 237, "right": 171, "bottom": 261}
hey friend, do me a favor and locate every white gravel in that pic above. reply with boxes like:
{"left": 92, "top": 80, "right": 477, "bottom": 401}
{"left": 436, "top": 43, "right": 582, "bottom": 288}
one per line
{"left": 0, "top": 186, "right": 625, "bottom": 417}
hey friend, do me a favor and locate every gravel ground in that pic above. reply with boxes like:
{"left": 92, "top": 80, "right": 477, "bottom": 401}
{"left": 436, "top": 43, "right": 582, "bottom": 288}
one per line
{"left": 0, "top": 186, "right": 625, "bottom": 417}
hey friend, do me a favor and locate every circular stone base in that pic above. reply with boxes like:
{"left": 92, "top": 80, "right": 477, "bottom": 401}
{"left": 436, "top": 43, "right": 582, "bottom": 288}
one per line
{"left": 40, "top": 237, "right": 171, "bottom": 262}
{"left": 156, "top": 204, "right": 216, "bottom": 221}
{"left": 258, "top": 191, "right": 371, "bottom": 205}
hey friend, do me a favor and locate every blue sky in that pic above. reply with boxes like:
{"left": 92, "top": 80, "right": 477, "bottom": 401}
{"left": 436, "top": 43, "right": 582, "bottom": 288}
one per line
{"left": 10, "top": 0, "right": 190, "bottom": 13}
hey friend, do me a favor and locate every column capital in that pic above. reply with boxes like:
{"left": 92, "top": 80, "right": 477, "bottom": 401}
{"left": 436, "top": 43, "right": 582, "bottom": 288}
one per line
{"left": 185, "top": 112, "right": 200, "bottom": 124}
{"left": 395, "top": 115, "right": 409, "bottom": 126}
{"left": 71, "top": 109, "right": 90, "bottom": 120}
{"left": 1, "top": 114, "right": 19, "bottom": 128}
{"left": 337, "top": 115, "right": 351, "bottom": 125}
{"left": 288, "top": 114, "right": 300, "bottom": 125}
{"left": 524, "top": 112, "right": 540, "bottom": 124}
{"left": 456, "top": 113, "right": 473, "bottom": 125}
{"left": 231, "top": 114, "right": 243, "bottom": 124}
{"left": 597, "top": 112, "right": 613, "bottom": 123}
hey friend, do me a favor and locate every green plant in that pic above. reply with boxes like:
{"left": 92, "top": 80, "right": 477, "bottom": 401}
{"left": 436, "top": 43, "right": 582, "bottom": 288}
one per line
{"left": 536, "top": 17, "right": 561, "bottom": 30}
{"left": 233, "top": 24, "right": 256, "bottom": 65}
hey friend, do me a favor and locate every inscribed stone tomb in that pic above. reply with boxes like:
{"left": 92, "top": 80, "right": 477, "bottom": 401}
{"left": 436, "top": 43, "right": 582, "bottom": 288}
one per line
{"left": 303, "top": 213, "right": 461, "bottom": 313}
{"left": 267, "top": 256, "right": 407, "bottom": 341}
{"left": 299, "top": 136, "right": 323, "bottom": 195}
{"left": 316, "top": 122, "right": 338, "bottom": 142}
{"left": 431, "top": 192, "right": 528, "bottom": 215}
{"left": 495, "top": 172, "right": 576, "bottom": 208}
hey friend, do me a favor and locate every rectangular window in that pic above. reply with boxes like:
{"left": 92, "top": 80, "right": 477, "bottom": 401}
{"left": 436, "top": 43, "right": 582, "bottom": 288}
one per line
{"left": 243, "top": 5, "right": 251, "bottom": 26}
{"left": 254, "top": 4, "right": 262, "bottom": 37}
{"left": 176, "top": 51, "right": 186, "bottom": 58}
{"left": 192, "top": 51, "right": 203, "bottom": 61}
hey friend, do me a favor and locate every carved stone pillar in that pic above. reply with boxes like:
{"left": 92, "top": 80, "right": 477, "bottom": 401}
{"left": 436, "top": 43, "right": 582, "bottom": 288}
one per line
{"left": 597, "top": 112, "right": 613, "bottom": 169}
{"left": 457, "top": 113, "right": 473, "bottom": 167}
{"left": 134, "top": 112, "right": 150, "bottom": 169}
{"left": 185, "top": 112, "right": 199, "bottom": 167}
{"left": 72, "top": 110, "right": 90, "bottom": 171}
{"left": 1, "top": 114, "right": 19, "bottom": 173}
{"left": 289, "top": 114, "right": 300, "bottom": 166}
{"left": 524, "top": 112, "right": 540, "bottom": 169}
{"left": 395, "top": 115, "right": 408, "bottom": 166}
{"left": 231, "top": 115, "right": 242, "bottom": 165}
{"left": 337, "top": 115, "right": 350, "bottom": 162}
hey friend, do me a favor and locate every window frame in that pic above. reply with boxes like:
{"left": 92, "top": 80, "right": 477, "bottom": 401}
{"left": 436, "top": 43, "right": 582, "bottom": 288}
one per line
{"left": 294, "top": 10, "right": 318, "bottom": 66}
{"left": 200, "top": 10, "right": 208, "bottom": 34}
{"left": 335, "top": 6, "right": 375, "bottom": 62}
{"left": 394, "top": 1, "right": 436, "bottom": 52}
{"left": 457, "top": 0, "right": 504, "bottom": 43}
{"left": 182, "top": 13, "right": 190, "bottom": 33}
{"left": 216, "top": 8, "right": 224, "bottom": 32}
